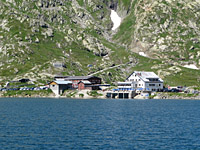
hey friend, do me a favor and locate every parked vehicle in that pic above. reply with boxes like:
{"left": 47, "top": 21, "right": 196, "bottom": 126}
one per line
{"left": 34, "top": 87, "right": 41, "bottom": 91}
{"left": 30, "top": 87, "right": 35, "bottom": 90}
{"left": 42, "top": 87, "right": 49, "bottom": 90}
{"left": 163, "top": 88, "right": 172, "bottom": 92}
{"left": 0, "top": 88, "right": 7, "bottom": 91}
{"left": 171, "top": 88, "right": 181, "bottom": 93}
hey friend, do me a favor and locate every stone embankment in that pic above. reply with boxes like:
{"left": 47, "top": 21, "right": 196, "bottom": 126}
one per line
{"left": 1, "top": 90, "right": 200, "bottom": 100}
{"left": 153, "top": 93, "right": 200, "bottom": 100}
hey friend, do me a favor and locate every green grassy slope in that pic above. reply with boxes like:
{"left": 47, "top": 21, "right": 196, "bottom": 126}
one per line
{"left": 0, "top": 0, "right": 199, "bottom": 87}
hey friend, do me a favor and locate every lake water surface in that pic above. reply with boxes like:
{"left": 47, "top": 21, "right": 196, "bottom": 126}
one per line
{"left": 0, "top": 98, "right": 200, "bottom": 149}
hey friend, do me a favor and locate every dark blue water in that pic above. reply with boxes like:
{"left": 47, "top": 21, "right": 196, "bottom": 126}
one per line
{"left": 0, "top": 98, "right": 200, "bottom": 150}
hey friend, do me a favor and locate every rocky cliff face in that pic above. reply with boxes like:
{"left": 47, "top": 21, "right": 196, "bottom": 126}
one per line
{"left": 0, "top": 0, "right": 199, "bottom": 86}
{"left": 113, "top": 0, "right": 200, "bottom": 67}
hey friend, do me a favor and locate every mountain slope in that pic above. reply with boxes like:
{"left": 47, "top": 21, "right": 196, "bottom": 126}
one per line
{"left": 0, "top": 0, "right": 199, "bottom": 86}
{"left": 114, "top": 0, "right": 200, "bottom": 66}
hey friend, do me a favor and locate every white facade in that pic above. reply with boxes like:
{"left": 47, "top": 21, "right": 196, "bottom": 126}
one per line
{"left": 49, "top": 81, "right": 72, "bottom": 96}
{"left": 118, "top": 71, "right": 164, "bottom": 91}
{"left": 49, "top": 84, "right": 59, "bottom": 95}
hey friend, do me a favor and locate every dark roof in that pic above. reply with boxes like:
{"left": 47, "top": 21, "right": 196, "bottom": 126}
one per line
{"left": 78, "top": 81, "right": 92, "bottom": 84}
{"left": 54, "top": 76, "right": 69, "bottom": 78}
{"left": 19, "top": 78, "right": 30, "bottom": 83}
{"left": 126, "top": 71, "right": 135, "bottom": 81}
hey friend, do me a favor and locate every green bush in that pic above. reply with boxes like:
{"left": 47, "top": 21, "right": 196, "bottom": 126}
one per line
{"left": 79, "top": 93, "right": 84, "bottom": 98}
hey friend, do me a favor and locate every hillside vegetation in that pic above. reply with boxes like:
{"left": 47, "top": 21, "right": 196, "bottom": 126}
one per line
{"left": 0, "top": 0, "right": 199, "bottom": 86}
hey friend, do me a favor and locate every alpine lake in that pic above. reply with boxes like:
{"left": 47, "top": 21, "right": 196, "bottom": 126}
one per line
{"left": 0, "top": 98, "right": 200, "bottom": 149}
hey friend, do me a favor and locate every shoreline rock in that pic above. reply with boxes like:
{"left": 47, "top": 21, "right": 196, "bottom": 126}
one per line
{"left": 0, "top": 91, "right": 200, "bottom": 100}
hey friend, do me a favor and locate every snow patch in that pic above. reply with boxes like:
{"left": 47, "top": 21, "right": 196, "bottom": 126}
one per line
{"left": 183, "top": 64, "right": 199, "bottom": 70}
{"left": 139, "top": 52, "right": 147, "bottom": 57}
{"left": 110, "top": 10, "right": 121, "bottom": 30}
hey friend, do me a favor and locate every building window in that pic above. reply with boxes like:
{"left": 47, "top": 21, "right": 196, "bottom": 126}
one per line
{"left": 149, "top": 84, "right": 155, "bottom": 86}
{"left": 52, "top": 85, "right": 55, "bottom": 87}
{"left": 159, "top": 84, "right": 161, "bottom": 86}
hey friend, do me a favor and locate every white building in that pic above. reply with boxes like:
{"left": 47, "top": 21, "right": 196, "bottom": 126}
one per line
{"left": 49, "top": 80, "right": 72, "bottom": 95}
{"left": 118, "top": 71, "right": 163, "bottom": 92}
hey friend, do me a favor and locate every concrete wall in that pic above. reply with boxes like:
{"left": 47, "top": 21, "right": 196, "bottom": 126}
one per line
{"left": 50, "top": 84, "right": 59, "bottom": 95}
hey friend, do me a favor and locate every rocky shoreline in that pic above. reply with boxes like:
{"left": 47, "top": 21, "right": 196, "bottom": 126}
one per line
{"left": 1, "top": 90, "right": 200, "bottom": 100}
